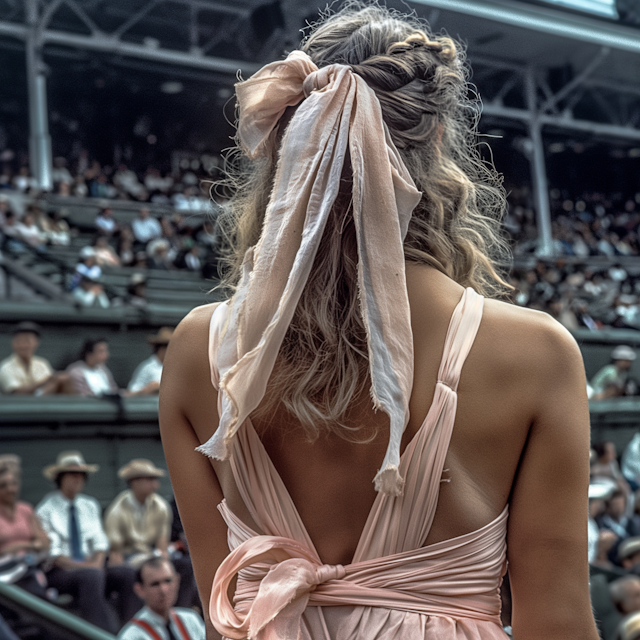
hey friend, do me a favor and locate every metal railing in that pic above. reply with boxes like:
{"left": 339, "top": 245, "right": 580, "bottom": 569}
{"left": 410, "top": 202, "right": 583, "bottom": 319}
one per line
{"left": 0, "top": 582, "right": 116, "bottom": 640}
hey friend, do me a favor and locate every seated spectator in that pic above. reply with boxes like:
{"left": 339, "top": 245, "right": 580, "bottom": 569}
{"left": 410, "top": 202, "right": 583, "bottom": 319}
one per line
{"left": 127, "top": 273, "right": 147, "bottom": 308}
{"left": 593, "top": 529, "right": 620, "bottom": 571}
{"left": 126, "top": 328, "right": 173, "bottom": 396}
{"left": 592, "top": 441, "right": 629, "bottom": 487}
{"left": 51, "top": 157, "right": 73, "bottom": 187}
{"left": 14, "top": 212, "right": 46, "bottom": 251}
{"left": 73, "top": 175, "right": 88, "bottom": 198}
{"left": 591, "top": 346, "right": 636, "bottom": 400}
{"left": 0, "top": 457, "right": 49, "bottom": 599}
{"left": 117, "top": 557, "right": 204, "bottom": 640}
{"left": 72, "top": 274, "right": 111, "bottom": 309}
{"left": 114, "top": 164, "right": 144, "bottom": 199}
{"left": 590, "top": 478, "right": 617, "bottom": 563}
{"left": 133, "top": 251, "right": 148, "bottom": 270}
{"left": 182, "top": 245, "right": 202, "bottom": 272}
{"left": 105, "top": 459, "right": 197, "bottom": 610}
{"left": 70, "top": 247, "right": 102, "bottom": 291}
{"left": 146, "top": 239, "right": 173, "bottom": 270}
{"left": 95, "top": 207, "right": 118, "bottom": 237}
{"left": 67, "top": 338, "right": 118, "bottom": 396}
{"left": 118, "top": 226, "right": 135, "bottom": 265}
{"left": 37, "top": 452, "right": 141, "bottom": 632}
{"left": 599, "top": 490, "right": 636, "bottom": 549}
{"left": 104, "top": 460, "right": 171, "bottom": 567}
{"left": 132, "top": 208, "right": 161, "bottom": 246}
{"left": 93, "top": 235, "right": 121, "bottom": 267}
{"left": 12, "top": 167, "right": 36, "bottom": 192}
{"left": 42, "top": 210, "right": 71, "bottom": 246}
{"left": 0, "top": 322, "right": 69, "bottom": 395}
{"left": 1, "top": 210, "right": 25, "bottom": 253}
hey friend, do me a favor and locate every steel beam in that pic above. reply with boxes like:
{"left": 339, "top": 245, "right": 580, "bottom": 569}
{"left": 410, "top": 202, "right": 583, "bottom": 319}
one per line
{"left": 25, "top": 0, "right": 52, "bottom": 191}
{"left": 525, "top": 68, "right": 554, "bottom": 257}
{"left": 539, "top": 46, "right": 610, "bottom": 114}
{"left": 482, "top": 102, "right": 640, "bottom": 141}
{"left": 0, "top": 18, "right": 258, "bottom": 75}
{"left": 410, "top": 0, "right": 640, "bottom": 54}
{"left": 42, "top": 30, "right": 260, "bottom": 75}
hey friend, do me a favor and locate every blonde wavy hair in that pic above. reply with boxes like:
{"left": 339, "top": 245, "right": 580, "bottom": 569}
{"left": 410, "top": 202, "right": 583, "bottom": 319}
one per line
{"left": 214, "top": 3, "right": 511, "bottom": 441}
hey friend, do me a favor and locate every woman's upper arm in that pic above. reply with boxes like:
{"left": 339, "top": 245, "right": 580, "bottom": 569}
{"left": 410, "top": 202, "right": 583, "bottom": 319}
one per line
{"left": 159, "top": 304, "right": 228, "bottom": 638}
{"left": 507, "top": 318, "right": 598, "bottom": 640}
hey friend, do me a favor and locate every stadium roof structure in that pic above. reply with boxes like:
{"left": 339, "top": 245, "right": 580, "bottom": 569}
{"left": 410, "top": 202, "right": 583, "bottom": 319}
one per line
{"left": 0, "top": 0, "right": 639, "bottom": 255}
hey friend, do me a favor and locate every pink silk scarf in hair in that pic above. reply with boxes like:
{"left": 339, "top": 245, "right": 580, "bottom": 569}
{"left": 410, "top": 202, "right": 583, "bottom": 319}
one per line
{"left": 196, "top": 50, "right": 422, "bottom": 496}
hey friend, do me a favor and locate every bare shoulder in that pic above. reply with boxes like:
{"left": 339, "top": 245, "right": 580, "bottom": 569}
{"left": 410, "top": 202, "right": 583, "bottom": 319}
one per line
{"left": 481, "top": 297, "right": 584, "bottom": 381}
{"left": 171, "top": 302, "right": 221, "bottom": 348}
{"left": 161, "top": 302, "right": 223, "bottom": 409}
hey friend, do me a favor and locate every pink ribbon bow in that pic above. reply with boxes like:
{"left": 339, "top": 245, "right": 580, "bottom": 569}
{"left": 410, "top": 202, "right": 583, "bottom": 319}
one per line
{"left": 196, "top": 50, "right": 422, "bottom": 497}
{"left": 211, "top": 535, "right": 346, "bottom": 639}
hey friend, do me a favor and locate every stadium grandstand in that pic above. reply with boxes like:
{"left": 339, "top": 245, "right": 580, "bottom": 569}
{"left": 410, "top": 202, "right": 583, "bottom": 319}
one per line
{"left": 1, "top": 0, "right": 640, "bottom": 638}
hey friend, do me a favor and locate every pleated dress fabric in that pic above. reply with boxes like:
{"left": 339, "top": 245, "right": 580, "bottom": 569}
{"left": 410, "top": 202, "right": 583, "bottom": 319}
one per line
{"left": 207, "top": 286, "right": 510, "bottom": 640}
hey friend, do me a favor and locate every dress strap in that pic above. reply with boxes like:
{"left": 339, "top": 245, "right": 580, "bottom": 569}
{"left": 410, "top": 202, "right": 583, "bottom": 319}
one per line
{"left": 437, "top": 288, "right": 484, "bottom": 392}
{"left": 208, "top": 302, "right": 228, "bottom": 391}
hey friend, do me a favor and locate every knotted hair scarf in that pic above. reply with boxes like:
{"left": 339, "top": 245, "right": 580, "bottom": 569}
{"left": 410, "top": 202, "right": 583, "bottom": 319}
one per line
{"left": 196, "top": 50, "right": 422, "bottom": 496}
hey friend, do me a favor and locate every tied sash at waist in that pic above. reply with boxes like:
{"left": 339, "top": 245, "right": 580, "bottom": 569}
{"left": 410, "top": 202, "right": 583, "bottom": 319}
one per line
{"left": 210, "top": 508, "right": 509, "bottom": 640}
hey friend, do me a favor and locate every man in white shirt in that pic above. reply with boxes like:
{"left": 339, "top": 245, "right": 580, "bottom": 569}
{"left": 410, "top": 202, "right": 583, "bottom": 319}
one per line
{"left": 132, "top": 208, "right": 162, "bottom": 246}
{"left": 95, "top": 207, "right": 119, "bottom": 237}
{"left": 127, "top": 328, "right": 174, "bottom": 396}
{"left": 0, "top": 322, "right": 69, "bottom": 395}
{"left": 67, "top": 338, "right": 119, "bottom": 396}
{"left": 118, "top": 557, "right": 204, "bottom": 640}
{"left": 36, "top": 451, "right": 141, "bottom": 632}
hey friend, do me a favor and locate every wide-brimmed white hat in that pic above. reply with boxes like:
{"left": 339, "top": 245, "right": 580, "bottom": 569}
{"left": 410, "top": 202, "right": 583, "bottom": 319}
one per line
{"left": 589, "top": 477, "right": 617, "bottom": 500}
{"left": 612, "top": 345, "right": 637, "bottom": 362}
{"left": 118, "top": 459, "right": 165, "bottom": 481}
{"left": 43, "top": 451, "right": 99, "bottom": 481}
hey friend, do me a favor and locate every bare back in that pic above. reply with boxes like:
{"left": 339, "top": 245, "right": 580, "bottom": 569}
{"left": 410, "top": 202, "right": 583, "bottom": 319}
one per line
{"left": 160, "top": 263, "right": 598, "bottom": 640}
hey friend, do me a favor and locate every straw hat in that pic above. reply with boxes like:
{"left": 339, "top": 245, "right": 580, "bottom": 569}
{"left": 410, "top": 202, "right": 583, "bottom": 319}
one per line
{"left": 619, "top": 537, "right": 640, "bottom": 563}
{"left": 118, "top": 459, "right": 165, "bottom": 481}
{"left": 620, "top": 612, "right": 640, "bottom": 640}
{"left": 612, "top": 345, "right": 636, "bottom": 362}
{"left": 147, "top": 327, "right": 174, "bottom": 345}
{"left": 43, "top": 451, "right": 99, "bottom": 480}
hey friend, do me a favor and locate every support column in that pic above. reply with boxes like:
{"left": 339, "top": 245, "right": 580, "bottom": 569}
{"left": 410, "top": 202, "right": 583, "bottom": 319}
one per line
{"left": 525, "top": 67, "right": 554, "bottom": 257}
{"left": 25, "top": 0, "right": 52, "bottom": 191}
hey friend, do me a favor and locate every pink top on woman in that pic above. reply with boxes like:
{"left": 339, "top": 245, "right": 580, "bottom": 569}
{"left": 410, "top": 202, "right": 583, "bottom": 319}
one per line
{"left": 0, "top": 502, "right": 35, "bottom": 554}
{"left": 207, "top": 286, "right": 510, "bottom": 640}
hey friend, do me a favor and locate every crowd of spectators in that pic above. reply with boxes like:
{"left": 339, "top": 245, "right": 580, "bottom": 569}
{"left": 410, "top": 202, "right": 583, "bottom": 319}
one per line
{"left": 0, "top": 321, "right": 170, "bottom": 397}
{"left": 0, "top": 152, "right": 213, "bottom": 212}
{"left": 0, "top": 453, "right": 202, "bottom": 640}
{"left": 502, "top": 187, "right": 640, "bottom": 331}
{"left": 587, "top": 436, "right": 640, "bottom": 640}
{"left": 5, "top": 153, "right": 640, "bottom": 324}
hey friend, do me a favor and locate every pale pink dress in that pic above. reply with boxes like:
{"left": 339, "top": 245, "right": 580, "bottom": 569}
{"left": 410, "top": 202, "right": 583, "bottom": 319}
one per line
{"left": 206, "top": 286, "right": 510, "bottom": 640}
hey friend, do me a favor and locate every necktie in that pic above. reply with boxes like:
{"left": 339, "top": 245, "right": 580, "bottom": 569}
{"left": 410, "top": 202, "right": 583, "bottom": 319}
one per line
{"left": 69, "top": 503, "right": 84, "bottom": 561}
{"left": 165, "top": 620, "right": 179, "bottom": 640}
